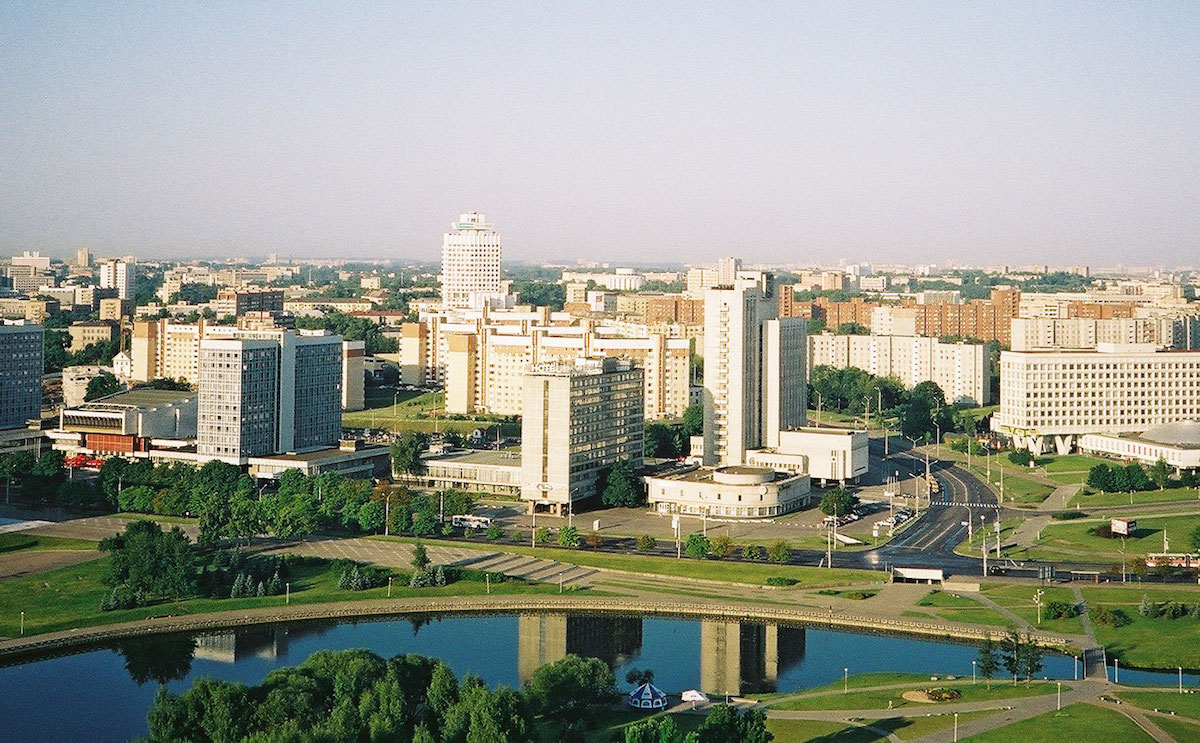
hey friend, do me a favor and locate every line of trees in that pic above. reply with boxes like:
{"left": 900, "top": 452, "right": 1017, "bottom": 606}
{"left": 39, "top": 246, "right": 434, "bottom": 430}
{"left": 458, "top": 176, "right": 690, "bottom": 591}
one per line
{"left": 974, "top": 631, "right": 1044, "bottom": 688}
{"left": 808, "top": 366, "right": 974, "bottom": 442}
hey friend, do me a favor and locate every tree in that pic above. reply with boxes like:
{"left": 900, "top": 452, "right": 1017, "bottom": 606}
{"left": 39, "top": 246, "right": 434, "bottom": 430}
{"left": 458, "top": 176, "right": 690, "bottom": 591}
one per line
{"left": 100, "top": 519, "right": 195, "bottom": 601}
{"left": 1087, "top": 464, "right": 1116, "bottom": 492}
{"left": 835, "top": 321, "right": 869, "bottom": 335}
{"left": 644, "top": 423, "right": 682, "bottom": 458}
{"left": 601, "top": 460, "right": 640, "bottom": 507}
{"left": 976, "top": 637, "right": 999, "bottom": 689}
{"left": 411, "top": 541, "right": 430, "bottom": 572}
{"left": 768, "top": 540, "right": 791, "bottom": 563}
{"left": 357, "top": 500, "right": 385, "bottom": 533}
{"left": 391, "top": 432, "right": 429, "bottom": 477}
{"left": 625, "top": 667, "right": 655, "bottom": 686}
{"left": 227, "top": 492, "right": 263, "bottom": 546}
{"left": 1188, "top": 524, "right": 1200, "bottom": 553}
{"left": 523, "top": 655, "right": 617, "bottom": 728}
{"left": 636, "top": 534, "right": 657, "bottom": 551}
{"left": 1007, "top": 449, "right": 1033, "bottom": 466}
{"left": 743, "top": 544, "right": 766, "bottom": 561}
{"left": 685, "top": 532, "right": 710, "bottom": 559}
{"left": 557, "top": 524, "right": 581, "bottom": 549}
{"left": 819, "top": 488, "right": 858, "bottom": 517}
{"left": 624, "top": 716, "right": 681, "bottom": 743}
{"left": 1018, "top": 632, "right": 1044, "bottom": 681}
{"left": 1149, "top": 457, "right": 1171, "bottom": 491}
{"left": 710, "top": 534, "right": 735, "bottom": 558}
{"left": 1000, "top": 630, "right": 1022, "bottom": 684}
{"left": 681, "top": 405, "right": 703, "bottom": 439}
{"left": 691, "top": 704, "right": 773, "bottom": 743}
{"left": 84, "top": 371, "right": 121, "bottom": 401}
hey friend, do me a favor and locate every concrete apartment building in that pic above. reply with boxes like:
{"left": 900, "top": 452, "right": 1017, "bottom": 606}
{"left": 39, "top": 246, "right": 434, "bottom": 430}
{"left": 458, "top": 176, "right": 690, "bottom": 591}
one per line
{"left": 212, "top": 288, "right": 285, "bottom": 317}
{"left": 993, "top": 344, "right": 1200, "bottom": 454}
{"left": 440, "top": 212, "right": 507, "bottom": 310}
{"left": 685, "top": 257, "right": 740, "bottom": 297}
{"left": 559, "top": 269, "right": 645, "bottom": 292}
{"left": 519, "top": 358, "right": 644, "bottom": 514}
{"left": 197, "top": 330, "right": 343, "bottom": 464}
{"left": 400, "top": 309, "right": 691, "bottom": 420}
{"left": 67, "top": 320, "right": 119, "bottom": 352}
{"left": 1010, "top": 315, "right": 1200, "bottom": 351}
{"left": 0, "top": 322, "right": 44, "bottom": 430}
{"left": 99, "top": 258, "right": 135, "bottom": 301}
{"left": 702, "top": 271, "right": 807, "bottom": 466}
{"left": 807, "top": 333, "right": 993, "bottom": 405}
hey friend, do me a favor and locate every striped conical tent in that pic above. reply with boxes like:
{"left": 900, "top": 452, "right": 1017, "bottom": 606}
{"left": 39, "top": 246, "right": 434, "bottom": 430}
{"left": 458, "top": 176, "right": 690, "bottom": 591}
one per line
{"left": 626, "top": 682, "right": 668, "bottom": 710}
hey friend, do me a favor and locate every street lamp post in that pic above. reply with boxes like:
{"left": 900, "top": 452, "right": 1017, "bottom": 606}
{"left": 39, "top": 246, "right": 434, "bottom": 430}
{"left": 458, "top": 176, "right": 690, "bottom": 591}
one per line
{"left": 1034, "top": 589, "right": 1045, "bottom": 625}
{"left": 953, "top": 712, "right": 959, "bottom": 742}
{"left": 1057, "top": 682, "right": 1062, "bottom": 710}
{"left": 972, "top": 660, "right": 976, "bottom": 684}
{"left": 20, "top": 611, "right": 24, "bottom": 636}
{"left": 387, "top": 576, "right": 393, "bottom": 598}
{"left": 285, "top": 582, "right": 290, "bottom": 604}
{"left": 843, "top": 667, "right": 848, "bottom": 693}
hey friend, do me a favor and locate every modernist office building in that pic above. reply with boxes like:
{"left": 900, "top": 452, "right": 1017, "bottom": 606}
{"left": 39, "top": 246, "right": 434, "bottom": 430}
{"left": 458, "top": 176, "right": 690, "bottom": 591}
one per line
{"left": 440, "top": 212, "right": 507, "bottom": 310}
{"left": 197, "top": 330, "right": 343, "bottom": 464}
{"left": 519, "top": 358, "right": 644, "bottom": 514}
{"left": 994, "top": 344, "right": 1200, "bottom": 454}
{"left": 0, "top": 322, "right": 44, "bottom": 430}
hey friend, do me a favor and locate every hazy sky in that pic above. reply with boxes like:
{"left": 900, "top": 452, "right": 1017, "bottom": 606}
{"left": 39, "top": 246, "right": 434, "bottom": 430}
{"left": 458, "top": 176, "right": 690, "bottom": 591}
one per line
{"left": 2, "top": 2, "right": 1198, "bottom": 267}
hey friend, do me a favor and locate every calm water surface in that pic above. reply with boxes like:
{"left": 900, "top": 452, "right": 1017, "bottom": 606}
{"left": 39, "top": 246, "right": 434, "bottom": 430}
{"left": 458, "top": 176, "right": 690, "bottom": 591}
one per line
{"left": 0, "top": 612, "right": 1191, "bottom": 743}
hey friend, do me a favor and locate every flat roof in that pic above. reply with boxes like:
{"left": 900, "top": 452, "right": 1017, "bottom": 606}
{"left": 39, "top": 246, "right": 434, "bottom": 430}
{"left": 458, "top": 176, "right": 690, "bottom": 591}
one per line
{"left": 87, "top": 388, "right": 195, "bottom": 408}
{"left": 258, "top": 445, "right": 390, "bottom": 463}
{"left": 427, "top": 448, "right": 523, "bottom": 467}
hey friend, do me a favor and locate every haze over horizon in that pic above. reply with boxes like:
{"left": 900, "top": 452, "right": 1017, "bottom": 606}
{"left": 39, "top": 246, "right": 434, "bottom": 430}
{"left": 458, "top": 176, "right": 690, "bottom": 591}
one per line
{"left": 2, "top": 3, "right": 1198, "bottom": 267}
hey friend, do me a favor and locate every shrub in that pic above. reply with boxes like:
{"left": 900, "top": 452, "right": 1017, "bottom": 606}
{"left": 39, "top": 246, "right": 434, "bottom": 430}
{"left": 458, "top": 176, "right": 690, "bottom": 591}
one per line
{"left": 684, "top": 533, "right": 710, "bottom": 559}
{"left": 766, "top": 577, "right": 798, "bottom": 587}
{"left": 768, "top": 540, "right": 790, "bottom": 563}
{"left": 535, "top": 526, "right": 553, "bottom": 544}
{"left": 485, "top": 524, "right": 504, "bottom": 541}
{"left": 711, "top": 534, "right": 736, "bottom": 559}
{"left": 1090, "top": 524, "right": 1114, "bottom": 539}
{"left": 1043, "top": 600, "right": 1078, "bottom": 619}
{"left": 101, "top": 585, "right": 142, "bottom": 611}
{"left": 558, "top": 525, "right": 581, "bottom": 549}
{"left": 1089, "top": 605, "right": 1131, "bottom": 627}
{"left": 1008, "top": 450, "right": 1033, "bottom": 466}
{"left": 1052, "top": 511, "right": 1087, "bottom": 520}
{"left": 925, "top": 687, "right": 962, "bottom": 702}
{"left": 440, "top": 524, "right": 453, "bottom": 536}
{"left": 584, "top": 533, "right": 602, "bottom": 547}
{"left": 635, "top": 534, "right": 657, "bottom": 551}
{"left": 462, "top": 527, "right": 474, "bottom": 539}
{"left": 742, "top": 544, "right": 766, "bottom": 561}
{"left": 509, "top": 530, "right": 524, "bottom": 542}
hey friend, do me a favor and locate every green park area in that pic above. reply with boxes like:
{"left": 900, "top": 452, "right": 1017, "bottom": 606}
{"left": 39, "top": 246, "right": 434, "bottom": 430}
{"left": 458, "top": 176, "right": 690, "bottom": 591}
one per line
{"left": 1079, "top": 584, "right": 1200, "bottom": 670}
{"left": 907, "top": 589, "right": 1012, "bottom": 628}
{"left": 1116, "top": 690, "right": 1200, "bottom": 719}
{"left": 955, "top": 461, "right": 1054, "bottom": 505}
{"left": 960, "top": 703, "right": 1154, "bottom": 742}
{"left": 980, "top": 584, "right": 1085, "bottom": 635}
{"left": 1021, "top": 513, "right": 1200, "bottom": 562}
{"left": 0, "top": 532, "right": 98, "bottom": 553}
{"left": 342, "top": 389, "right": 519, "bottom": 436}
{"left": 369, "top": 535, "right": 884, "bottom": 589}
{"left": 0, "top": 551, "right": 558, "bottom": 639}
{"left": 1069, "top": 487, "right": 1200, "bottom": 508}
{"left": 768, "top": 679, "right": 1063, "bottom": 711}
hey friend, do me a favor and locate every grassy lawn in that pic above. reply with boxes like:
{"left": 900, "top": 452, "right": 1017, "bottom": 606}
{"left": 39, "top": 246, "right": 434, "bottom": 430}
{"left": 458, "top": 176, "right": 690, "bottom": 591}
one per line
{"left": 1116, "top": 691, "right": 1200, "bottom": 719}
{"left": 892, "top": 710, "right": 1001, "bottom": 741}
{"left": 369, "top": 535, "right": 886, "bottom": 588}
{"left": 915, "top": 590, "right": 1014, "bottom": 629}
{"left": 0, "top": 554, "right": 561, "bottom": 638}
{"left": 766, "top": 718, "right": 887, "bottom": 742}
{"left": 0, "top": 533, "right": 98, "bottom": 552}
{"left": 1047, "top": 472, "right": 1087, "bottom": 485}
{"left": 769, "top": 681, "right": 1064, "bottom": 711}
{"left": 1153, "top": 716, "right": 1200, "bottom": 741}
{"left": 1080, "top": 585, "right": 1200, "bottom": 670}
{"left": 956, "top": 519, "right": 1019, "bottom": 558}
{"left": 960, "top": 702, "right": 1153, "bottom": 742}
{"left": 958, "top": 462, "right": 1054, "bottom": 504}
{"left": 1034, "top": 513, "right": 1200, "bottom": 560}
{"left": 1038, "top": 455, "right": 1111, "bottom": 474}
{"left": 982, "top": 584, "right": 1085, "bottom": 635}
{"left": 751, "top": 673, "right": 947, "bottom": 700}
{"left": 1068, "top": 488, "right": 1200, "bottom": 508}
{"left": 342, "top": 389, "right": 520, "bottom": 435}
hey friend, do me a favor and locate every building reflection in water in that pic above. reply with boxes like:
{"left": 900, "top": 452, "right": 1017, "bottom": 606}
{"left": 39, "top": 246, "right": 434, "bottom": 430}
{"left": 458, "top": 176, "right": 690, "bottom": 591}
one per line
{"left": 518, "top": 613, "right": 803, "bottom": 695}
{"left": 193, "top": 624, "right": 332, "bottom": 664}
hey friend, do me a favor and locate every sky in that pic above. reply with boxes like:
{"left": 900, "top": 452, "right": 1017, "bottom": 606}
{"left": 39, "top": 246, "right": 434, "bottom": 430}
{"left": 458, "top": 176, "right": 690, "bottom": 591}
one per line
{"left": 2, "top": 2, "right": 1198, "bottom": 267}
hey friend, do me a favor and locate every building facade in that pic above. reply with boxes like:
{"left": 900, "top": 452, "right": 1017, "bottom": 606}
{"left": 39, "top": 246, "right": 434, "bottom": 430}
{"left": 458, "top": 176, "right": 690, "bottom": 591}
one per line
{"left": 993, "top": 345, "right": 1200, "bottom": 454}
{"left": 440, "top": 212, "right": 505, "bottom": 310}
{"left": 0, "top": 322, "right": 43, "bottom": 430}
{"left": 702, "top": 272, "right": 807, "bottom": 466}
{"left": 519, "top": 358, "right": 644, "bottom": 514}
{"left": 99, "top": 258, "right": 135, "bottom": 301}
{"left": 807, "top": 333, "right": 992, "bottom": 405}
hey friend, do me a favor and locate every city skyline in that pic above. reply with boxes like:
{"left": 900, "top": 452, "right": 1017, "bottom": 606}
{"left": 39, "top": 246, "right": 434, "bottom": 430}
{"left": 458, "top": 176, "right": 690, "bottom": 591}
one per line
{"left": 3, "top": 3, "right": 1199, "bottom": 266}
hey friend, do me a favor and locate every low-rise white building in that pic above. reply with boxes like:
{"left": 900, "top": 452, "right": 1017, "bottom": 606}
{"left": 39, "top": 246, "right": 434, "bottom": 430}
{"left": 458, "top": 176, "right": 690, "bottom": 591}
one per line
{"left": 1079, "top": 420, "right": 1200, "bottom": 472}
{"left": 645, "top": 465, "right": 811, "bottom": 518}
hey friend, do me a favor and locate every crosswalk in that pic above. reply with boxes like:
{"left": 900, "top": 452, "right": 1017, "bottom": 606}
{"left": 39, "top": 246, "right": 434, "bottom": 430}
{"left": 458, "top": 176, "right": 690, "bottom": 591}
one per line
{"left": 928, "top": 500, "right": 1000, "bottom": 509}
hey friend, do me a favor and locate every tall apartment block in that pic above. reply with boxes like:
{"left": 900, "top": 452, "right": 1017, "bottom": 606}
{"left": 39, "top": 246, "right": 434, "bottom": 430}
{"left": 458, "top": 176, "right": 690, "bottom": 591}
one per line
{"left": 520, "top": 358, "right": 644, "bottom": 514}
{"left": 0, "top": 322, "right": 44, "bottom": 430}
{"left": 702, "top": 272, "right": 807, "bottom": 466}
{"left": 197, "top": 330, "right": 343, "bottom": 463}
{"left": 440, "top": 212, "right": 505, "bottom": 310}
{"left": 99, "top": 258, "right": 136, "bottom": 301}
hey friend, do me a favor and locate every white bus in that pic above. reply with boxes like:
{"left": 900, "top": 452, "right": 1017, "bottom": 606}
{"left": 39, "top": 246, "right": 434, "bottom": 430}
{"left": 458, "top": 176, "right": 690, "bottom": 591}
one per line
{"left": 451, "top": 514, "right": 493, "bottom": 529}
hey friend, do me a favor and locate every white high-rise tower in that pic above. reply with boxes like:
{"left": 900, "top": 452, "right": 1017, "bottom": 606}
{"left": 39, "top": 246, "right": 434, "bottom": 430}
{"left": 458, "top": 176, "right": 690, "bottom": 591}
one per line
{"left": 440, "top": 212, "right": 505, "bottom": 310}
{"left": 702, "top": 270, "right": 807, "bottom": 466}
{"left": 100, "top": 258, "right": 136, "bottom": 301}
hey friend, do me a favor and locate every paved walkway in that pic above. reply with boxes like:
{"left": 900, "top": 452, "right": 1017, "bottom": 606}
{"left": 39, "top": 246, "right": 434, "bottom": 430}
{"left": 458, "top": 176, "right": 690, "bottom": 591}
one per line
{"left": 1038, "top": 484, "right": 1081, "bottom": 512}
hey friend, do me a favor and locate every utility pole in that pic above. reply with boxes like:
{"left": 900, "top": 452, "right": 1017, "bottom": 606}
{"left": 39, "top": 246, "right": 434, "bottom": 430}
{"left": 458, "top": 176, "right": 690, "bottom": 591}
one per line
{"left": 981, "top": 531, "right": 988, "bottom": 577}
{"left": 994, "top": 517, "right": 1000, "bottom": 558}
